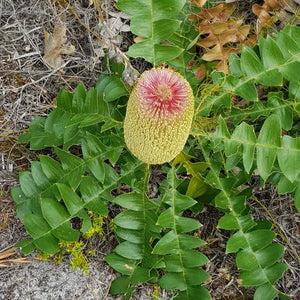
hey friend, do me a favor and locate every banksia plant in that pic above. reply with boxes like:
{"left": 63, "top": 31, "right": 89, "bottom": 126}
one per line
{"left": 124, "top": 68, "right": 194, "bottom": 164}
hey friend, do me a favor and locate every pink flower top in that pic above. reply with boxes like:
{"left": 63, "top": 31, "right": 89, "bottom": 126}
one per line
{"left": 135, "top": 68, "right": 191, "bottom": 120}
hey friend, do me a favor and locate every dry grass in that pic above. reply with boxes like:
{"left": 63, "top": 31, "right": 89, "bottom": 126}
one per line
{"left": 0, "top": 0, "right": 299, "bottom": 299}
{"left": 0, "top": 247, "right": 31, "bottom": 267}
{"left": 0, "top": 0, "right": 122, "bottom": 138}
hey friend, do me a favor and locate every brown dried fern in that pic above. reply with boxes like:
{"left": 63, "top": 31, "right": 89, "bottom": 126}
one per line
{"left": 252, "top": 0, "right": 281, "bottom": 32}
{"left": 191, "top": 3, "right": 250, "bottom": 73}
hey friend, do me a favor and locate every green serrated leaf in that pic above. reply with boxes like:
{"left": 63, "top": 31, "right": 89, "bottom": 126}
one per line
{"left": 175, "top": 216, "right": 201, "bottom": 233}
{"left": 256, "top": 115, "right": 281, "bottom": 181}
{"left": 19, "top": 116, "right": 60, "bottom": 150}
{"left": 152, "top": 231, "right": 177, "bottom": 255}
{"left": 115, "top": 227, "right": 144, "bottom": 244}
{"left": 185, "top": 268, "right": 211, "bottom": 286}
{"left": 40, "top": 156, "right": 64, "bottom": 182}
{"left": 23, "top": 214, "right": 59, "bottom": 254}
{"left": 277, "top": 136, "right": 300, "bottom": 183}
{"left": 109, "top": 275, "right": 132, "bottom": 295}
{"left": 44, "top": 108, "right": 69, "bottom": 142}
{"left": 226, "top": 229, "right": 275, "bottom": 253}
{"left": 15, "top": 239, "right": 36, "bottom": 255}
{"left": 240, "top": 262, "right": 288, "bottom": 286}
{"left": 236, "top": 243, "right": 284, "bottom": 272}
{"left": 277, "top": 174, "right": 296, "bottom": 194}
{"left": 154, "top": 44, "right": 183, "bottom": 64}
{"left": 115, "top": 241, "right": 143, "bottom": 260}
{"left": 165, "top": 250, "right": 208, "bottom": 272}
{"left": 118, "top": 0, "right": 185, "bottom": 65}
{"left": 234, "top": 122, "right": 256, "bottom": 174}
{"left": 131, "top": 16, "right": 180, "bottom": 42}
{"left": 254, "top": 283, "right": 279, "bottom": 300}
{"left": 113, "top": 193, "right": 157, "bottom": 211}
{"left": 80, "top": 176, "right": 108, "bottom": 216}
{"left": 217, "top": 213, "right": 239, "bottom": 230}
{"left": 276, "top": 31, "right": 300, "bottom": 59}
{"left": 105, "top": 253, "right": 136, "bottom": 275}
{"left": 280, "top": 61, "right": 300, "bottom": 83}
{"left": 56, "top": 88, "right": 73, "bottom": 110}
{"left": 72, "top": 82, "right": 86, "bottom": 113}
{"left": 164, "top": 191, "right": 197, "bottom": 213}
{"left": 103, "top": 76, "right": 128, "bottom": 102}
{"left": 235, "top": 79, "right": 258, "bottom": 101}
{"left": 256, "top": 244, "right": 285, "bottom": 269}
{"left": 56, "top": 183, "right": 91, "bottom": 233}
{"left": 229, "top": 53, "right": 242, "bottom": 76}
{"left": 258, "top": 68, "right": 283, "bottom": 86}
{"left": 55, "top": 147, "right": 84, "bottom": 189}
{"left": 260, "top": 36, "right": 285, "bottom": 69}
{"left": 31, "top": 161, "right": 51, "bottom": 191}
{"left": 41, "top": 198, "right": 79, "bottom": 241}
{"left": 159, "top": 272, "right": 187, "bottom": 291}
{"left": 157, "top": 208, "right": 201, "bottom": 233}
{"left": 11, "top": 186, "right": 32, "bottom": 219}
{"left": 175, "top": 286, "right": 211, "bottom": 300}
{"left": 240, "top": 46, "right": 264, "bottom": 76}
{"left": 56, "top": 183, "right": 83, "bottom": 215}
{"left": 19, "top": 171, "right": 39, "bottom": 198}
{"left": 18, "top": 172, "right": 42, "bottom": 216}
{"left": 114, "top": 210, "right": 144, "bottom": 230}
{"left": 267, "top": 92, "right": 292, "bottom": 131}
{"left": 131, "top": 266, "right": 152, "bottom": 284}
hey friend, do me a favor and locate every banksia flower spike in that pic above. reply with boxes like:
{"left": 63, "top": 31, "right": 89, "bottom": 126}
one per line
{"left": 124, "top": 68, "right": 194, "bottom": 164}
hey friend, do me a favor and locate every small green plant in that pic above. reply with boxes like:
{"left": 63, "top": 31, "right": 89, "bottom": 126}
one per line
{"left": 11, "top": 1, "right": 300, "bottom": 299}
{"left": 59, "top": 241, "right": 90, "bottom": 274}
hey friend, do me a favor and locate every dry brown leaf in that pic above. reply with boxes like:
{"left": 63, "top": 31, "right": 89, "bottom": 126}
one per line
{"left": 202, "top": 45, "right": 239, "bottom": 72}
{"left": 252, "top": 0, "right": 281, "bottom": 32}
{"left": 43, "top": 19, "right": 75, "bottom": 69}
{"left": 194, "top": 3, "right": 250, "bottom": 73}
{"left": 252, "top": 4, "right": 272, "bottom": 27}
{"left": 199, "top": 3, "right": 235, "bottom": 22}
{"left": 265, "top": 0, "right": 281, "bottom": 9}
{"left": 197, "top": 22, "right": 250, "bottom": 47}
{"left": 244, "top": 34, "right": 258, "bottom": 47}
{"left": 194, "top": 63, "right": 206, "bottom": 80}
{"left": 190, "top": 0, "right": 208, "bottom": 7}
{"left": 189, "top": 3, "right": 233, "bottom": 22}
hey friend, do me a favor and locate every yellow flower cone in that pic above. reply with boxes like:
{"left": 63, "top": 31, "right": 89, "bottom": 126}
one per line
{"left": 124, "top": 68, "right": 194, "bottom": 164}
